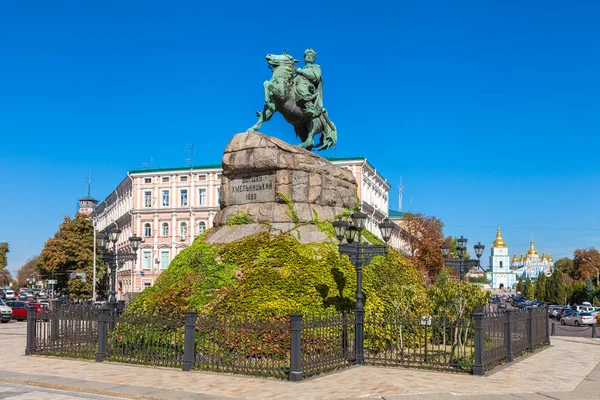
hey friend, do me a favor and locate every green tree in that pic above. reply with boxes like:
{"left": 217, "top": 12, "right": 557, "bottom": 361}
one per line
{"left": 428, "top": 269, "right": 490, "bottom": 362}
{"left": 37, "top": 214, "right": 106, "bottom": 299}
{"left": 516, "top": 277, "right": 524, "bottom": 294}
{"left": 583, "top": 277, "right": 595, "bottom": 303}
{"left": 565, "top": 281, "right": 586, "bottom": 305}
{"left": 554, "top": 257, "right": 575, "bottom": 279}
{"left": 523, "top": 277, "right": 534, "bottom": 299}
{"left": 555, "top": 269, "right": 566, "bottom": 305}
{"left": 534, "top": 272, "right": 547, "bottom": 301}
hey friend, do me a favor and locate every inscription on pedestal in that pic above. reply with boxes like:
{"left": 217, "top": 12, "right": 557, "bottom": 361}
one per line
{"left": 228, "top": 173, "right": 275, "bottom": 205}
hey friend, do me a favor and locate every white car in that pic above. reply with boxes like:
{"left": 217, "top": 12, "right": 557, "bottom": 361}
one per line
{"left": 561, "top": 312, "right": 596, "bottom": 326}
{"left": 5, "top": 290, "right": 16, "bottom": 300}
{"left": 0, "top": 299, "right": 12, "bottom": 323}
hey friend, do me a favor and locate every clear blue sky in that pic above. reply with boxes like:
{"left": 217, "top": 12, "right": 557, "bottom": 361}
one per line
{"left": 1, "top": 1, "right": 599, "bottom": 276}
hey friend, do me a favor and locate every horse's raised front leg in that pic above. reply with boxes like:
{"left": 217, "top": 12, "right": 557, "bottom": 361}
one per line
{"left": 248, "top": 81, "right": 276, "bottom": 132}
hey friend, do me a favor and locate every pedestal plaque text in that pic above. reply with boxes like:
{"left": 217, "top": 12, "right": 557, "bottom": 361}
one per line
{"left": 228, "top": 174, "right": 275, "bottom": 205}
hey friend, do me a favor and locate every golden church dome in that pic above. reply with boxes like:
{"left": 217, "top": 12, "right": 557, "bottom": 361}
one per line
{"left": 512, "top": 254, "right": 518, "bottom": 262}
{"left": 548, "top": 254, "right": 553, "bottom": 262}
{"left": 519, "top": 254, "right": 525, "bottom": 262}
{"left": 526, "top": 254, "right": 531, "bottom": 261}
{"left": 542, "top": 253, "right": 547, "bottom": 261}
{"left": 527, "top": 240, "right": 538, "bottom": 256}
{"left": 493, "top": 227, "right": 506, "bottom": 248}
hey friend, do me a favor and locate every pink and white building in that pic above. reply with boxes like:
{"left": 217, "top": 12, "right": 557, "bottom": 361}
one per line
{"left": 93, "top": 158, "right": 408, "bottom": 298}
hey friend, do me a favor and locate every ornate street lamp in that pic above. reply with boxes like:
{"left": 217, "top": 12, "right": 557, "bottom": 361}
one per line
{"left": 98, "top": 227, "right": 141, "bottom": 312}
{"left": 440, "top": 237, "right": 485, "bottom": 281}
{"left": 335, "top": 212, "right": 394, "bottom": 365}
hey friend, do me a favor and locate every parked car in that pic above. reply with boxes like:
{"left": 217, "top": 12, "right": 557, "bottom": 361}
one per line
{"left": 5, "top": 290, "right": 16, "bottom": 300}
{"left": 0, "top": 299, "right": 12, "bottom": 323}
{"left": 5, "top": 300, "right": 27, "bottom": 321}
{"left": 557, "top": 309, "right": 576, "bottom": 320}
{"left": 561, "top": 312, "right": 596, "bottom": 326}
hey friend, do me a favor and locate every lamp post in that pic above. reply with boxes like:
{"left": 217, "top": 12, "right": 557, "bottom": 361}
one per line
{"left": 440, "top": 236, "right": 485, "bottom": 281}
{"left": 583, "top": 258, "right": 599, "bottom": 287}
{"left": 97, "top": 227, "right": 142, "bottom": 311}
{"left": 332, "top": 213, "right": 395, "bottom": 365}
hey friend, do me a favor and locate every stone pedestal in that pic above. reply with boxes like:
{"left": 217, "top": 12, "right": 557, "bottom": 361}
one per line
{"left": 212, "top": 131, "right": 358, "bottom": 226}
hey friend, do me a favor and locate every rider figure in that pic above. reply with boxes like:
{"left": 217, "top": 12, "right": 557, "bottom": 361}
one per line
{"left": 295, "top": 48, "right": 323, "bottom": 118}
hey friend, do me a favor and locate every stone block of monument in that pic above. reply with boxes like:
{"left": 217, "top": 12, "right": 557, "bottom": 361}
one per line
{"left": 212, "top": 131, "right": 357, "bottom": 227}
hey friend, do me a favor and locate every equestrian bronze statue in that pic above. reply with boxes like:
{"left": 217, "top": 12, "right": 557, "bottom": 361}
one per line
{"left": 247, "top": 49, "right": 337, "bottom": 151}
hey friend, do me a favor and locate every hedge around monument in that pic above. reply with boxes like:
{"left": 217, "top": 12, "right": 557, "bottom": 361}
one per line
{"left": 126, "top": 222, "right": 428, "bottom": 319}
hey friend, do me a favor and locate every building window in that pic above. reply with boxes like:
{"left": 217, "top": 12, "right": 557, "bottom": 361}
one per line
{"left": 160, "top": 250, "right": 169, "bottom": 269}
{"left": 198, "top": 188, "right": 206, "bottom": 206}
{"left": 198, "top": 174, "right": 206, "bottom": 181}
{"left": 143, "top": 281, "right": 152, "bottom": 289}
{"left": 144, "top": 223, "right": 152, "bottom": 238}
{"left": 217, "top": 187, "right": 221, "bottom": 204}
{"left": 162, "top": 177, "right": 169, "bottom": 183}
{"left": 142, "top": 251, "right": 152, "bottom": 270}
{"left": 180, "top": 176, "right": 188, "bottom": 182}
{"left": 161, "top": 222, "right": 169, "bottom": 237}
{"left": 500, "top": 261, "right": 503, "bottom": 269}
{"left": 162, "top": 190, "right": 170, "bottom": 207}
{"left": 144, "top": 178, "right": 151, "bottom": 184}
{"left": 179, "top": 221, "right": 188, "bottom": 239}
{"left": 144, "top": 191, "right": 152, "bottom": 208}
{"left": 198, "top": 221, "right": 206, "bottom": 234}
{"left": 180, "top": 189, "right": 188, "bottom": 207}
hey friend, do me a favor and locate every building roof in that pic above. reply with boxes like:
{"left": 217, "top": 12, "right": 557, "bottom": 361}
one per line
{"left": 327, "top": 157, "right": 366, "bottom": 162}
{"left": 388, "top": 209, "right": 406, "bottom": 218}
{"left": 79, "top": 196, "right": 97, "bottom": 202}
{"left": 129, "top": 164, "right": 222, "bottom": 174}
{"left": 128, "top": 157, "right": 368, "bottom": 175}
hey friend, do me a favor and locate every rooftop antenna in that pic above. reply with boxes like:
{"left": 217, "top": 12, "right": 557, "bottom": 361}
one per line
{"left": 185, "top": 144, "right": 196, "bottom": 168}
{"left": 399, "top": 177, "right": 403, "bottom": 212}
{"left": 85, "top": 165, "right": 94, "bottom": 197}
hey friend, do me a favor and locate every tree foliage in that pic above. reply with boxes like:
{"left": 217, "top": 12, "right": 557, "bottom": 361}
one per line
{"left": 37, "top": 213, "right": 106, "bottom": 299}
{"left": 534, "top": 272, "right": 547, "bottom": 301}
{"left": 0, "top": 242, "right": 8, "bottom": 271}
{"left": 0, "top": 268, "right": 11, "bottom": 287}
{"left": 573, "top": 248, "right": 600, "bottom": 282}
{"left": 16, "top": 256, "right": 40, "bottom": 288}
{"left": 399, "top": 212, "right": 446, "bottom": 281}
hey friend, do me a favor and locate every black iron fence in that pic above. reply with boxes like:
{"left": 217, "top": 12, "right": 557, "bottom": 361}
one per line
{"left": 473, "top": 307, "right": 550, "bottom": 375}
{"left": 26, "top": 304, "right": 550, "bottom": 379}
{"left": 364, "top": 313, "right": 475, "bottom": 372}
{"left": 28, "top": 304, "right": 99, "bottom": 360}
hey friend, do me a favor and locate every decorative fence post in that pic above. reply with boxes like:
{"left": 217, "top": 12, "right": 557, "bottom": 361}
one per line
{"left": 505, "top": 309, "right": 514, "bottom": 362}
{"left": 25, "top": 306, "right": 36, "bottom": 355}
{"left": 289, "top": 314, "right": 303, "bottom": 382}
{"left": 117, "top": 300, "right": 126, "bottom": 316}
{"left": 472, "top": 310, "right": 485, "bottom": 375}
{"left": 546, "top": 307, "right": 551, "bottom": 344}
{"left": 551, "top": 322, "right": 555, "bottom": 336}
{"left": 527, "top": 308, "right": 534, "bottom": 353}
{"left": 182, "top": 310, "right": 197, "bottom": 372}
{"left": 96, "top": 307, "right": 109, "bottom": 362}
{"left": 592, "top": 324, "right": 597, "bottom": 339}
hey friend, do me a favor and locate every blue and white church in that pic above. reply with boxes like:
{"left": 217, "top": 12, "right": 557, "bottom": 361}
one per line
{"left": 486, "top": 227, "right": 555, "bottom": 289}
